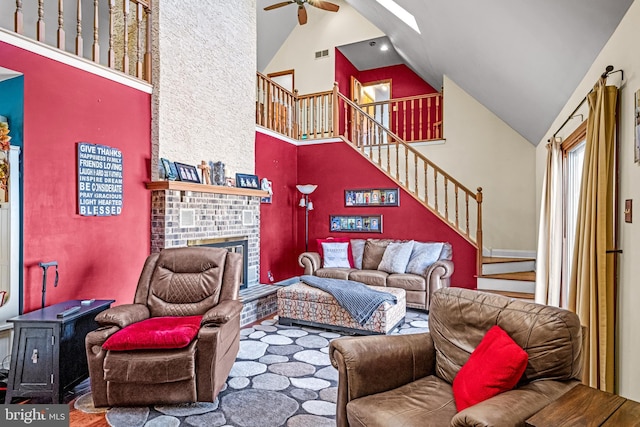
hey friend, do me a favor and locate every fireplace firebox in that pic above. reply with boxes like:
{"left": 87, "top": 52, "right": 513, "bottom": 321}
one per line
{"left": 188, "top": 237, "right": 249, "bottom": 290}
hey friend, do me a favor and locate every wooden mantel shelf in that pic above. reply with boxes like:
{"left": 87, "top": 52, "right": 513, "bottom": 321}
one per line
{"left": 146, "top": 181, "right": 269, "bottom": 198}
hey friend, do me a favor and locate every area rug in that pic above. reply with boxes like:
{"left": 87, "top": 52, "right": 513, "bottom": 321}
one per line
{"left": 75, "top": 310, "right": 429, "bottom": 427}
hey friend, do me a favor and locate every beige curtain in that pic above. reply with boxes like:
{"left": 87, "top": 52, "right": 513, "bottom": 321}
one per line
{"left": 535, "top": 139, "right": 563, "bottom": 307}
{"left": 568, "top": 77, "right": 617, "bottom": 392}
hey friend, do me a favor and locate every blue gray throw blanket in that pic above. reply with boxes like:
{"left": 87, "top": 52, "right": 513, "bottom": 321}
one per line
{"left": 300, "top": 275, "right": 397, "bottom": 325}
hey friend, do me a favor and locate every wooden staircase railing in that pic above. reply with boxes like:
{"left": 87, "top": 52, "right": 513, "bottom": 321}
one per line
{"left": 359, "top": 92, "right": 443, "bottom": 142}
{"left": 255, "top": 75, "right": 484, "bottom": 274}
{"left": 3, "top": 0, "right": 152, "bottom": 83}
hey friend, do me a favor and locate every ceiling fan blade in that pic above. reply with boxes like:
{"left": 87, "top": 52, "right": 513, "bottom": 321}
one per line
{"left": 264, "top": 1, "right": 295, "bottom": 11}
{"left": 308, "top": 0, "right": 339, "bottom": 12}
{"left": 298, "top": 5, "right": 308, "bottom": 25}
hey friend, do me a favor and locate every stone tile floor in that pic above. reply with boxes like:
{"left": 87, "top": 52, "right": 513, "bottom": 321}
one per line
{"left": 75, "top": 309, "right": 429, "bottom": 427}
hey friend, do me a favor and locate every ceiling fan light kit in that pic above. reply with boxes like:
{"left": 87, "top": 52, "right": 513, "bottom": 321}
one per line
{"left": 264, "top": 0, "right": 340, "bottom": 25}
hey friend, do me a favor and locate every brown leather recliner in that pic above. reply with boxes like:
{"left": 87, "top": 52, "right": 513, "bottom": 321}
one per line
{"left": 329, "top": 287, "right": 584, "bottom": 427}
{"left": 85, "top": 247, "right": 243, "bottom": 407}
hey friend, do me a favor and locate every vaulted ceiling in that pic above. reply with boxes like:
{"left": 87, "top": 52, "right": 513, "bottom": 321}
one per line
{"left": 257, "top": 0, "right": 633, "bottom": 145}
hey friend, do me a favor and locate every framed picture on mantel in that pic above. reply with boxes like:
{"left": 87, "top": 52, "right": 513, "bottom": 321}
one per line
{"left": 174, "top": 162, "right": 201, "bottom": 183}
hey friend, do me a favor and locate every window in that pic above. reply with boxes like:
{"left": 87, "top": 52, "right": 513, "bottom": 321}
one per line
{"left": 561, "top": 122, "right": 586, "bottom": 307}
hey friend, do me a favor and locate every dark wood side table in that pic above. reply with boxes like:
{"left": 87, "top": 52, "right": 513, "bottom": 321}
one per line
{"left": 4, "top": 299, "right": 114, "bottom": 404}
{"left": 526, "top": 383, "right": 640, "bottom": 426}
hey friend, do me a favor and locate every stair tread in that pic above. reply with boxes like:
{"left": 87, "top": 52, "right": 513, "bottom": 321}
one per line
{"left": 477, "top": 289, "right": 535, "bottom": 300}
{"left": 482, "top": 256, "right": 535, "bottom": 264}
{"left": 480, "top": 271, "right": 536, "bottom": 281}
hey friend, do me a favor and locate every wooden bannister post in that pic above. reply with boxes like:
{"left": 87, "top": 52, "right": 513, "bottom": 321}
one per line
{"left": 136, "top": 2, "right": 143, "bottom": 78}
{"left": 37, "top": 0, "right": 45, "bottom": 42}
{"left": 75, "top": 0, "right": 83, "bottom": 56}
{"left": 92, "top": 0, "right": 100, "bottom": 62}
{"left": 122, "top": 0, "right": 130, "bottom": 74}
{"left": 57, "top": 0, "right": 65, "bottom": 49}
{"left": 15, "top": 0, "right": 24, "bottom": 34}
{"left": 332, "top": 82, "right": 339, "bottom": 138}
{"left": 476, "top": 187, "right": 483, "bottom": 278}
{"left": 293, "top": 89, "right": 299, "bottom": 139}
{"left": 108, "top": 0, "right": 115, "bottom": 68}
{"left": 144, "top": 4, "right": 152, "bottom": 83}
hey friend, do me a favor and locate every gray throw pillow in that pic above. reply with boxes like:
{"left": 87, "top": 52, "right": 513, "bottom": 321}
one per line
{"left": 378, "top": 241, "right": 415, "bottom": 274}
{"left": 406, "top": 242, "right": 444, "bottom": 275}
{"left": 350, "top": 239, "right": 366, "bottom": 270}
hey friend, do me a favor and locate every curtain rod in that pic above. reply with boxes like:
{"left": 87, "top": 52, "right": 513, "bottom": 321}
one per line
{"left": 551, "top": 65, "right": 623, "bottom": 140}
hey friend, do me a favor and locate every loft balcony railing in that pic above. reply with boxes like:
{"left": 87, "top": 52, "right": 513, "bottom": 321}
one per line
{"left": 1, "top": 0, "right": 152, "bottom": 83}
{"left": 359, "top": 93, "right": 443, "bottom": 142}
{"left": 256, "top": 73, "right": 483, "bottom": 275}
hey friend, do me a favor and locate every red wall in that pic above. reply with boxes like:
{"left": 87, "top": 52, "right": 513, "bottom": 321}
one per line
{"left": 334, "top": 49, "right": 438, "bottom": 99}
{"left": 297, "top": 141, "right": 476, "bottom": 289}
{"left": 255, "top": 131, "right": 299, "bottom": 283}
{"left": 0, "top": 42, "right": 152, "bottom": 312}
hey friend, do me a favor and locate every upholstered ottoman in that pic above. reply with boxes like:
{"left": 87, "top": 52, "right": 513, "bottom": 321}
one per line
{"left": 277, "top": 282, "right": 406, "bottom": 335}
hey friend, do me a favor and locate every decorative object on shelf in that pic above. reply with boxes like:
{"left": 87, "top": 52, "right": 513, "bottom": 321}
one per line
{"left": 174, "top": 162, "right": 201, "bottom": 183}
{"left": 330, "top": 214, "right": 383, "bottom": 233}
{"left": 0, "top": 156, "right": 8, "bottom": 203}
{"left": 297, "top": 184, "right": 318, "bottom": 251}
{"left": 0, "top": 119, "right": 11, "bottom": 151}
{"left": 198, "top": 161, "right": 211, "bottom": 184}
{"left": 236, "top": 173, "right": 259, "bottom": 189}
{"left": 211, "top": 161, "right": 226, "bottom": 186}
{"left": 160, "top": 158, "right": 178, "bottom": 181}
{"left": 261, "top": 178, "right": 273, "bottom": 203}
{"left": 225, "top": 177, "right": 236, "bottom": 187}
{"left": 0, "top": 117, "right": 10, "bottom": 203}
{"left": 345, "top": 188, "right": 399, "bottom": 207}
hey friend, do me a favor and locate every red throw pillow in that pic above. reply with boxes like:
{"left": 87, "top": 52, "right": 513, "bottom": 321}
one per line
{"left": 316, "top": 237, "right": 354, "bottom": 267}
{"left": 102, "top": 315, "right": 203, "bottom": 351}
{"left": 452, "top": 325, "right": 528, "bottom": 411}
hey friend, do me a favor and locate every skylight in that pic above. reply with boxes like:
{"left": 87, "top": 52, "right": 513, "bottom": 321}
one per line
{"left": 375, "top": 0, "right": 421, "bottom": 34}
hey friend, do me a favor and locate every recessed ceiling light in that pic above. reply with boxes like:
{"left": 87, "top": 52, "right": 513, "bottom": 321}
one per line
{"left": 380, "top": 44, "right": 389, "bottom": 52}
{"left": 375, "top": 0, "right": 421, "bottom": 34}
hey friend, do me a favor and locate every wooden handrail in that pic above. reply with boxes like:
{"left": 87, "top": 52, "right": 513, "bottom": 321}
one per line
{"left": 336, "top": 92, "right": 482, "bottom": 264}
{"left": 338, "top": 93, "right": 473, "bottom": 196}
{"left": 359, "top": 92, "right": 441, "bottom": 107}
{"left": 253, "top": 73, "right": 483, "bottom": 271}
{"left": 5, "top": 0, "right": 152, "bottom": 83}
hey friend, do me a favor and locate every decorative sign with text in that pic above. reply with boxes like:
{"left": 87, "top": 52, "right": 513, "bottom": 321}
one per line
{"left": 77, "top": 142, "right": 123, "bottom": 216}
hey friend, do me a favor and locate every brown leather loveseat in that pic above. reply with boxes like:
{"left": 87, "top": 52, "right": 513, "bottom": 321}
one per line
{"left": 329, "top": 287, "right": 583, "bottom": 427}
{"left": 85, "top": 247, "right": 243, "bottom": 407}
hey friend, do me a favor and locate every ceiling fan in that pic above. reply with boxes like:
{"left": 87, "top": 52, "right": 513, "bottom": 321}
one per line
{"left": 264, "top": 0, "right": 340, "bottom": 26}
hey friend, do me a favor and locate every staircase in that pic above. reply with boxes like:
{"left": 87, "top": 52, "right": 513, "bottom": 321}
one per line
{"left": 477, "top": 257, "right": 536, "bottom": 301}
{"left": 255, "top": 73, "right": 527, "bottom": 290}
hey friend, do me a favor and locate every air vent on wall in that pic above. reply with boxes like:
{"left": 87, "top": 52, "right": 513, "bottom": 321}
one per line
{"left": 314, "top": 49, "right": 329, "bottom": 59}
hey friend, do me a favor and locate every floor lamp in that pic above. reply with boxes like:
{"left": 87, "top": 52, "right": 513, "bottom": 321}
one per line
{"left": 296, "top": 184, "right": 317, "bottom": 252}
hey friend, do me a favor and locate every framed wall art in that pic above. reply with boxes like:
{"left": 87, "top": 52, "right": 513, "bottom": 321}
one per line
{"left": 174, "top": 162, "right": 201, "bottom": 183}
{"left": 236, "top": 173, "right": 260, "bottom": 189}
{"left": 345, "top": 188, "right": 399, "bottom": 207}
{"left": 330, "top": 215, "right": 383, "bottom": 233}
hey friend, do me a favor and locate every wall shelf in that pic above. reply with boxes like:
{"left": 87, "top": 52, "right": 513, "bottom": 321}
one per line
{"left": 146, "top": 181, "right": 269, "bottom": 198}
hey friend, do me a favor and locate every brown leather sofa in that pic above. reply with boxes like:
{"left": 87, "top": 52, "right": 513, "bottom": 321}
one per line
{"left": 329, "top": 288, "right": 583, "bottom": 427}
{"left": 299, "top": 239, "right": 453, "bottom": 310}
{"left": 85, "top": 247, "right": 243, "bottom": 407}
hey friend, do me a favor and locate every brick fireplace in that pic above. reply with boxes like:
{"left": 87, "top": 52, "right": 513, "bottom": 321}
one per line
{"left": 148, "top": 182, "right": 265, "bottom": 288}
